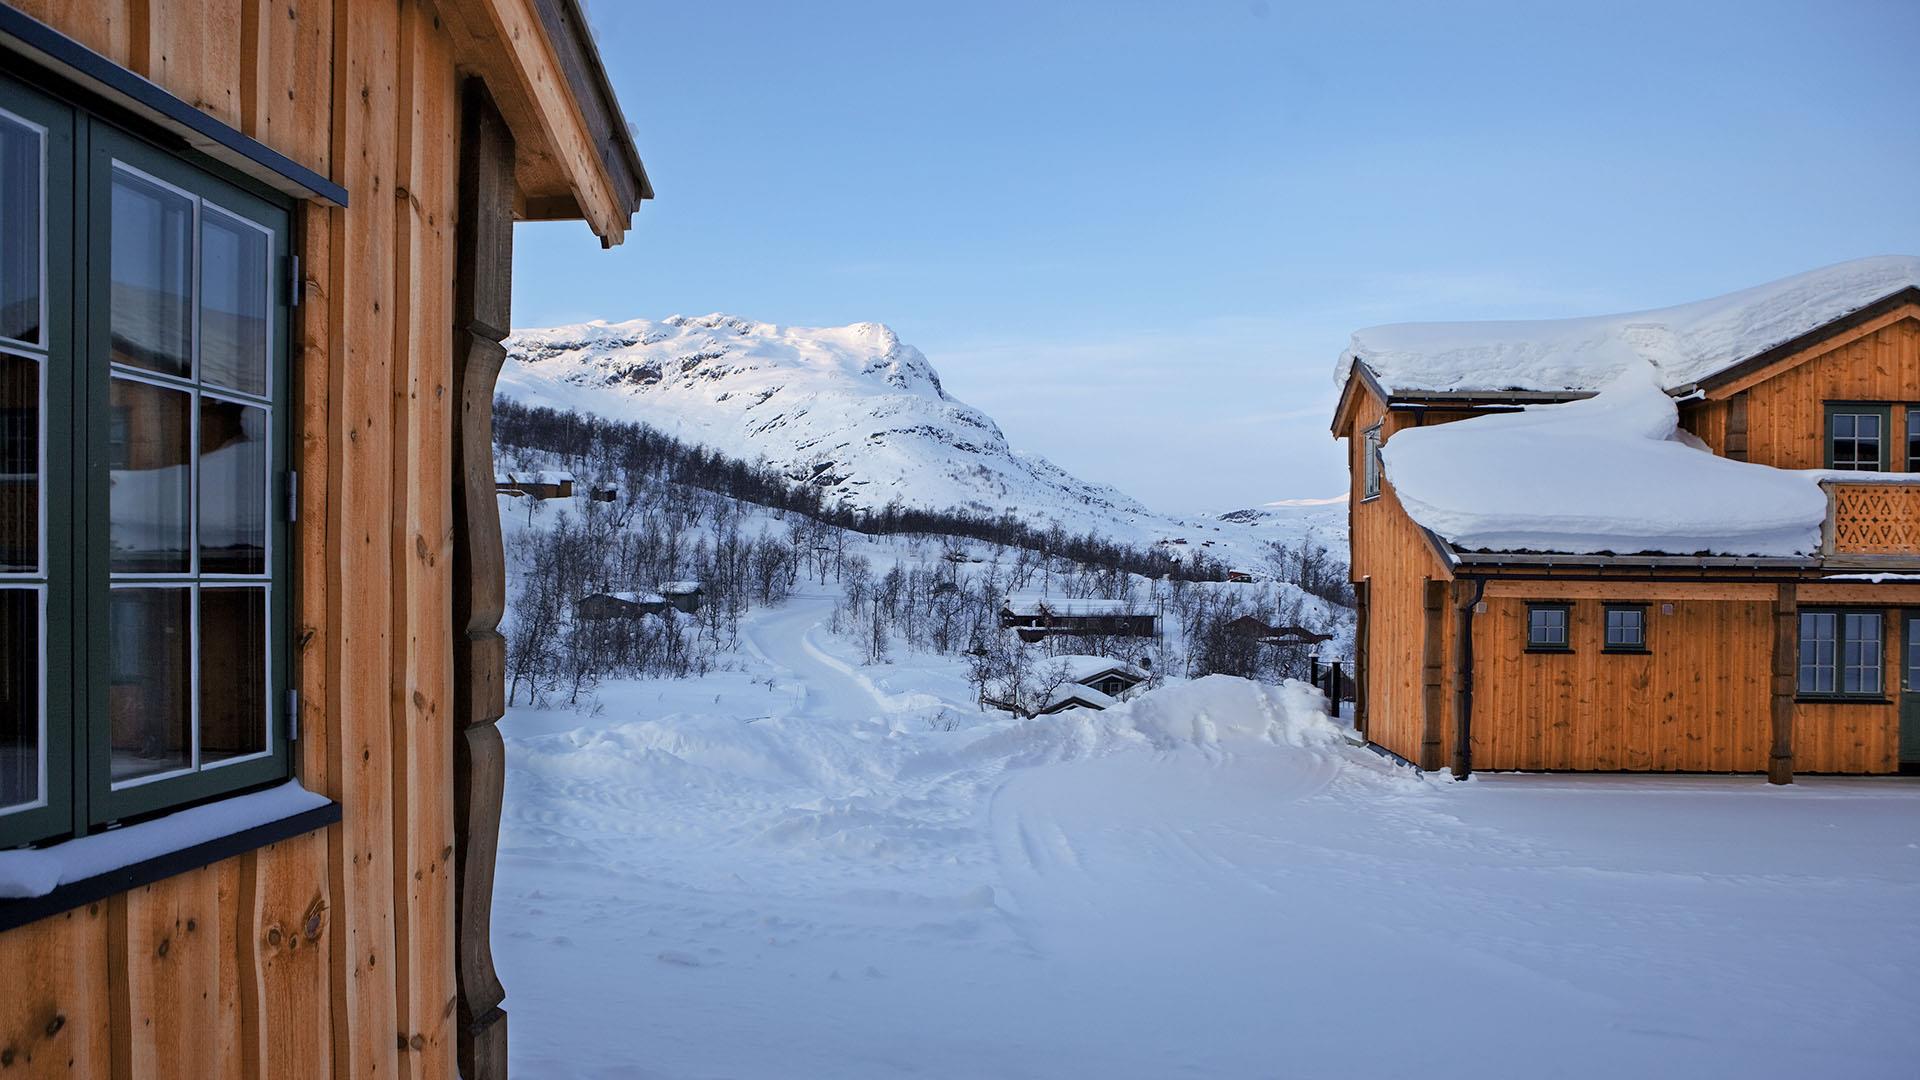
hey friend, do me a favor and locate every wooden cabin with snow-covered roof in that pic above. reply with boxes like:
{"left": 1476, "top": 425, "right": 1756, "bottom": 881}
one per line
{"left": 0, "top": 1, "right": 651, "bottom": 1076}
{"left": 1332, "top": 257, "right": 1920, "bottom": 782}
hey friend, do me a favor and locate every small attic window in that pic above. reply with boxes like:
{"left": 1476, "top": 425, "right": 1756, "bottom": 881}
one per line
{"left": 1825, "top": 404, "right": 1889, "bottom": 471}
{"left": 1362, "top": 423, "right": 1383, "bottom": 500}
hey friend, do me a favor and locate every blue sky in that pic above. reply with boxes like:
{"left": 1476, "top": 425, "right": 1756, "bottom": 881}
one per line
{"left": 513, "top": 0, "right": 1920, "bottom": 514}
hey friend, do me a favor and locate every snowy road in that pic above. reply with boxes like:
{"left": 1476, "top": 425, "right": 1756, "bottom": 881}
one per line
{"left": 493, "top": 599, "right": 1920, "bottom": 1079}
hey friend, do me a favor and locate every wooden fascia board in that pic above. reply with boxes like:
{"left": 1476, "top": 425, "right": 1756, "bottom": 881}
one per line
{"left": 1329, "top": 363, "right": 1388, "bottom": 436}
{"left": 443, "top": 0, "right": 631, "bottom": 245}
{"left": 1689, "top": 293, "right": 1920, "bottom": 400}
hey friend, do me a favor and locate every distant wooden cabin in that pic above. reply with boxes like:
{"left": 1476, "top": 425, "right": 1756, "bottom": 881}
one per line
{"left": 1332, "top": 258, "right": 1920, "bottom": 783}
{"left": 0, "top": 2, "right": 651, "bottom": 1077}
{"left": 496, "top": 469, "right": 575, "bottom": 500}
{"left": 578, "top": 591, "right": 669, "bottom": 620}
{"left": 660, "top": 580, "right": 704, "bottom": 613}
{"left": 1027, "top": 656, "right": 1149, "bottom": 715}
{"left": 1000, "top": 595, "right": 1157, "bottom": 642}
{"left": 1224, "top": 614, "right": 1333, "bottom": 646}
{"left": 1226, "top": 569, "right": 1256, "bottom": 583}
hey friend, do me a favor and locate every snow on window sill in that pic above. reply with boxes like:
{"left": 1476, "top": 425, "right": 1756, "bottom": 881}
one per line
{"left": 0, "top": 781, "right": 337, "bottom": 927}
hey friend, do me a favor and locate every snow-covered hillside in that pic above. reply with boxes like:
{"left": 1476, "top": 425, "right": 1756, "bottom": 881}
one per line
{"left": 501, "top": 313, "right": 1343, "bottom": 568}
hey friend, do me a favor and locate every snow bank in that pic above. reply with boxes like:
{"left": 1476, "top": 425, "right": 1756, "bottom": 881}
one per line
{"left": 1338, "top": 255, "right": 1920, "bottom": 393}
{"left": 0, "top": 781, "right": 329, "bottom": 898}
{"left": 1382, "top": 362, "right": 1829, "bottom": 556}
{"left": 1103, "top": 676, "right": 1342, "bottom": 748}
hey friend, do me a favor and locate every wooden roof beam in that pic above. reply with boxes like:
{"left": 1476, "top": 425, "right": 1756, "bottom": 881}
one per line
{"left": 437, "top": 0, "right": 645, "bottom": 246}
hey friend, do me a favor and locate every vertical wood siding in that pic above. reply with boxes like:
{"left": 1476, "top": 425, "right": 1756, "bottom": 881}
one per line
{"left": 1686, "top": 310, "right": 1920, "bottom": 468}
{"left": 1343, "top": 388, "right": 1456, "bottom": 767}
{"left": 0, "top": 3, "right": 467, "bottom": 1077}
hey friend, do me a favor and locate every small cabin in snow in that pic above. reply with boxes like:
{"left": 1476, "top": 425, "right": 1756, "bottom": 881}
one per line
{"left": 1332, "top": 256, "right": 1920, "bottom": 783}
{"left": 497, "top": 469, "right": 575, "bottom": 500}
{"left": 1030, "top": 656, "right": 1149, "bottom": 715}
{"left": 1000, "top": 594, "right": 1158, "bottom": 642}
{"left": 1224, "top": 615, "right": 1333, "bottom": 646}
{"left": 579, "top": 591, "right": 670, "bottom": 620}
{"left": 660, "top": 580, "right": 704, "bottom": 613}
{"left": 1226, "top": 569, "right": 1256, "bottom": 583}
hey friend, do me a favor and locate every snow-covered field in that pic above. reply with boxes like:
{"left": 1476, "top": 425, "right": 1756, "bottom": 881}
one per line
{"left": 494, "top": 590, "right": 1920, "bottom": 1080}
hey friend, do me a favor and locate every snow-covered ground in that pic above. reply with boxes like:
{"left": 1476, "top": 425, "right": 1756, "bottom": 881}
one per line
{"left": 494, "top": 590, "right": 1920, "bottom": 1079}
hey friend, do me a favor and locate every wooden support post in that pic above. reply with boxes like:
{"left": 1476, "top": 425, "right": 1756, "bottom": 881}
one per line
{"left": 451, "top": 78, "right": 515, "bottom": 1080}
{"left": 1450, "top": 581, "right": 1474, "bottom": 779}
{"left": 1770, "top": 582, "right": 1797, "bottom": 785}
{"left": 1421, "top": 579, "right": 1447, "bottom": 771}
{"left": 1353, "top": 579, "right": 1369, "bottom": 736}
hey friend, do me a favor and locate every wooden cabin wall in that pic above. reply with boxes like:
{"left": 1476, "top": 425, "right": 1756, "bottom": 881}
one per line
{"left": 1467, "top": 581, "right": 1910, "bottom": 774}
{"left": 1686, "top": 309, "right": 1920, "bottom": 468}
{"left": 1470, "top": 591, "right": 1774, "bottom": 772}
{"left": 0, "top": 2, "right": 464, "bottom": 1077}
{"left": 1344, "top": 387, "right": 1455, "bottom": 767}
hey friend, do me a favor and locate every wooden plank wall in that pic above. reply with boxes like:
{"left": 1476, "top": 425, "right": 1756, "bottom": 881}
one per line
{"left": 1341, "top": 387, "right": 1456, "bottom": 767}
{"left": 1468, "top": 582, "right": 1911, "bottom": 774}
{"left": 1684, "top": 309, "right": 1920, "bottom": 468}
{"left": 0, "top": 2, "right": 464, "bottom": 1077}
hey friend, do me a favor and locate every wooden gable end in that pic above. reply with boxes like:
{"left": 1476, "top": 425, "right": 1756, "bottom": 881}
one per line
{"left": 1681, "top": 300, "right": 1920, "bottom": 470}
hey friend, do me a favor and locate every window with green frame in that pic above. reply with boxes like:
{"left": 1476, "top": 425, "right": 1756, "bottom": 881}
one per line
{"left": 0, "top": 72, "right": 291, "bottom": 849}
{"left": 1797, "top": 609, "right": 1883, "bottom": 699}
{"left": 1824, "top": 403, "right": 1891, "bottom": 471}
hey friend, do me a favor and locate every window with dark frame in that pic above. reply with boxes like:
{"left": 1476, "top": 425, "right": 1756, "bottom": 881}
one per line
{"left": 1602, "top": 605, "right": 1646, "bottom": 652}
{"left": 1826, "top": 405, "right": 1889, "bottom": 471}
{"left": 1798, "top": 609, "right": 1883, "bottom": 698}
{"left": 1526, "top": 603, "right": 1570, "bottom": 651}
{"left": 1362, "top": 422, "right": 1383, "bottom": 500}
{"left": 1908, "top": 408, "right": 1918, "bottom": 472}
{"left": 0, "top": 72, "right": 291, "bottom": 849}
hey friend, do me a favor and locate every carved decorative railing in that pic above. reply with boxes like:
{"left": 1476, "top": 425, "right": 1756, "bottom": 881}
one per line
{"left": 1824, "top": 480, "right": 1920, "bottom": 556}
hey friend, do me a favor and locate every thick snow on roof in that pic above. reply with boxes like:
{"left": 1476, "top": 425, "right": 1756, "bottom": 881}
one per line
{"left": 1338, "top": 256, "right": 1920, "bottom": 394}
{"left": 1042, "top": 654, "right": 1147, "bottom": 686}
{"left": 1043, "top": 683, "right": 1120, "bottom": 711}
{"left": 606, "top": 591, "right": 667, "bottom": 605}
{"left": 660, "top": 581, "right": 702, "bottom": 595}
{"left": 1382, "top": 362, "right": 1830, "bottom": 557}
{"left": 1004, "top": 594, "right": 1153, "bottom": 617}
{"left": 505, "top": 470, "right": 574, "bottom": 486}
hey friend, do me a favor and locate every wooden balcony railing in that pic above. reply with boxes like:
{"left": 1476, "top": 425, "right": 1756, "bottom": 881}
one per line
{"left": 1823, "top": 480, "right": 1920, "bottom": 558}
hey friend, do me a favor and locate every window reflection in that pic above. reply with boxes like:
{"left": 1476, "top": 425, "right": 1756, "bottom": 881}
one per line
{"left": 201, "top": 587, "right": 266, "bottom": 764}
{"left": 0, "top": 588, "right": 37, "bottom": 810}
{"left": 0, "top": 352, "right": 36, "bottom": 573}
{"left": 200, "top": 398, "right": 266, "bottom": 575}
{"left": 110, "top": 168, "right": 193, "bottom": 377}
{"left": 109, "top": 587, "right": 191, "bottom": 783}
{"left": 0, "top": 113, "right": 41, "bottom": 346}
{"left": 201, "top": 208, "right": 269, "bottom": 397}
{"left": 109, "top": 378, "right": 192, "bottom": 573}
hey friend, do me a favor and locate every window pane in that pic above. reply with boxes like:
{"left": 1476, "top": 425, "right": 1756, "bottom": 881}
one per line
{"left": 110, "top": 378, "right": 192, "bottom": 573}
{"left": 1799, "top": 612, "right": 1836, "bottom": 694}
{"left": 200, "top": 586, "right": 266, "bottom": 764}
{"left": 1908, "top": 411, "right": 1918, "bottom": 472}
{"left": 200, "top": 208, "right": 268, "bottom": 397}
{"left": 1833, "top": 414, "right": 1855, "bottom": 440}
{"left": 110, "top": 168, "right": 193, "bottom": 377}
{"left": 200, "top": 398, "right": 266, "bottom": 575}
{"left": 1844, "top": 612, "right": 1882, "bottom": 695}
{"left": 0, "top": 352, "right": 36, "bottom": 573}
{"left": 109, "top": 587, "right": 192, "bottom": 783}
{"left": 0, "top": 113, "right": 41, "bottom": 347}
{"left": 0, "top": 588, "right": 38, "bottom": 811}
{"left": 1908, "top": 616, "right": 1919, "bottom": 692}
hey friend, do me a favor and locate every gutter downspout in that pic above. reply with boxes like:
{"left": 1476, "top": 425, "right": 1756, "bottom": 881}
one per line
{"left": 1452, "top": 576, "right": 1489, "bottom": 780}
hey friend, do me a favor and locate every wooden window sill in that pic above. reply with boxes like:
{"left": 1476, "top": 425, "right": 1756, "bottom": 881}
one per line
{"left": 1794, "top": 696, "right": 1892, "bottom": 706}
{"left": 1523, "top": 647, "right": 1573, "bottom": 654}
{"left": 0, "top": 795, "right": 339, "bottom": 934}
{"left": 1602, "top": 647, "right": 1650, "bottom": 655}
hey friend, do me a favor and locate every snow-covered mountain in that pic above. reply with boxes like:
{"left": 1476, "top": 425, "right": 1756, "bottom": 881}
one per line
{"left": 501, "top": 314, "right": 1346, "bottom": 566}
